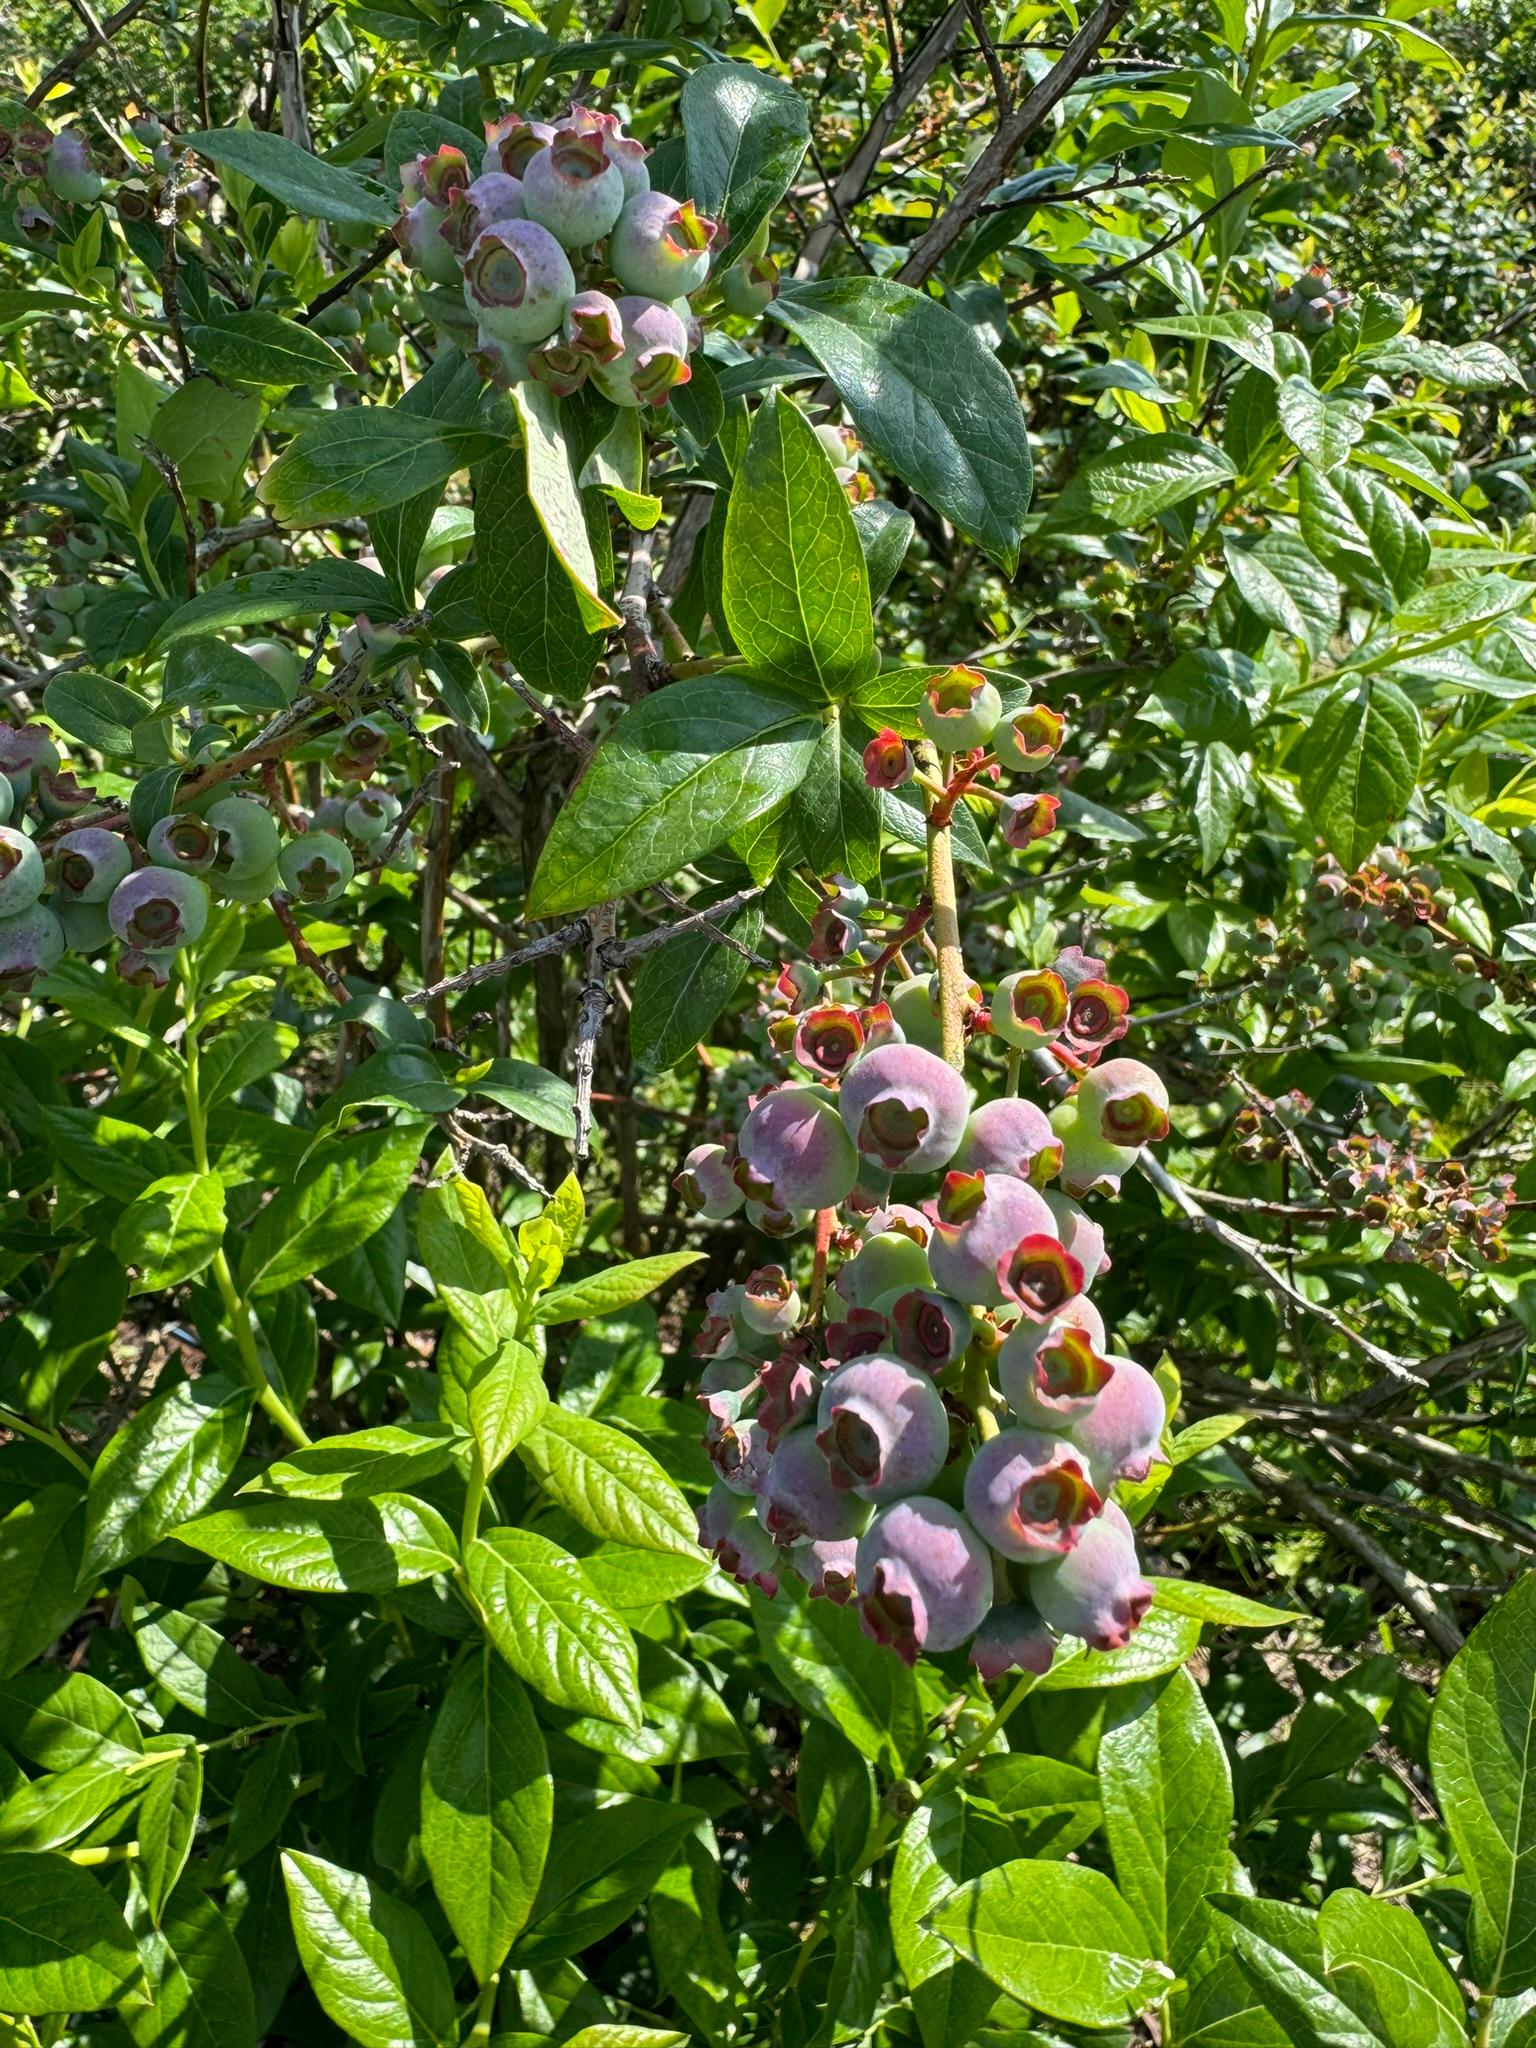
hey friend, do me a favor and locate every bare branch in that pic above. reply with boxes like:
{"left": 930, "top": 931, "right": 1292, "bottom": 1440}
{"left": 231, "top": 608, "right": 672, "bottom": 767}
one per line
{"left": 26, "top": 0, "right": 150, "bottom": 106}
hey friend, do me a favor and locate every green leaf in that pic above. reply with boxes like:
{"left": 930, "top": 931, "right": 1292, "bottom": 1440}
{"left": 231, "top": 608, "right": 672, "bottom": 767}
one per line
{"left": 514, "top": 1797, "right": 701, "bottom": 1966}
{"left": 150, "top": 381, "right": 265, "bottom": 501}
{"left": 1297, "top": 463, "right": 1428, "bottom": 612}
{"left": 1034, "top": 1605, "right": 1203, "bottom": 1690}
{"left": 282, "top": 1850, "right": 456, "bottom": 2048}
{"left": 186, "top": 309, "right": 352, "bottom": 390}
{"left": 527, "top": 678, "right": 819, "bottom": 917}
{"left": 511, "top": 380, "right": 621, "bottom": 632}
{"left": 516, "top": 1406, "right": 697, "bottom": 1556}
{"left": 1151, "top": 1578, "right": 1300, "bottom": 1627}
{"left": 1429, "top": 1570, "right": 1536, "bottom": 1994}
{"left": 124, "top": 1589, "right": 298, "bottom": 1727}
{"left": 153, "top": 563, "right": 396, "bottom": 646}
{"left": 137, "top": 1741, "right": 203, "bottom": 1927}
{"left": 160, "top": 636, "right": 292, "bottom": 716}
{"left": 1276, "top": 377, "right": 1370, "bottom": 471}
{"left": 774, "top": 278, "right": 1033, "bottom": 570}
{"left": 259, "top": 409, "right": 501, "bottom": 525}
{"left": 467, "top": 1527, "right": 641, "bottom": 1727}
{"left": 475, "top": 441, "right": 606, "bottom": 700}
{"left": 82, "top": 1374, "right": 251, "bottom": 1580}
{"left": 174, "top": 1494, "right": 457, "bottom": 1594}
{"left": 1293, "top": 679, "right": 1422, "bottom": 870}
{"left": 0, "top": 1488, "right": 86, "bottom": 1680}
{"left": 446, "top": 1337, "right": 548, "bottom": 1476}
{"left": 0, "top": 1755, "right": 138, "bottom": 1853}
{"left": 754, "top": 1577, "right": 923, "bottom": 1777}
{"left": 1224, "top": 531, "right": 1340, "bottom": 656}
{"left": 682, "top": 60, "right": 809, "bottom": 264}
{"left": 42, "top": 670, "right": 151, "bottom": 756}
{"left": 852, "top": 498, "right": 915, "bottom": 602}
{"left": 241, "top": 1122, "right": 424, "bottom": 1296}
{"left": 0, "top": 1669, "right": 144, "bottom": 1770}
{"left": 557, "top": 1635, "right": 745, "bottom": 1763}
{"left": 722, "top": 392, "right": 877, "bottom": 701}
{"left": 114, "top": 1172, "right": 227, "bottom": 1292}
{"left": 534, "top": 1251, "right": 705, "bottom": 1326}
{"left": 417, "top": 1176, "right": 518, "bottom": 1357}
{"left": 790, "top": 715, "right": 883, "bottom": 881}
{"left": 470, "top": 1058, "right": 578, "bottom": 1140}
{"left": 1318, "top": 1891, "right": 1465, "bottom": 2048}
{"left": 1193, "top": 739, "right": 1246, "bottom": 872}
{"left": 257, "top": 1423, "right": 459, "bottom": 1501}
{"left": 0, "top": 1852, "right": 140, "bottom": 2014}
{"left": 422, "top": 1647, "right": 551, "bottom": 1984}
{"left": 931, "top": 1859, "right": 1172, "bottom": 2029}
{"left": 1210, "top": 1895, "right": 1387, "bottom": 2048}
{"left": 1369, "top": 334, "right": 1522, "bottom": 391}
{"left": 1099, "top": 1669, "right": 1233, "bottom": 1970}
{"left": 891, "top": 1788, "right": 1025, "bottom": 2048}
{"left": 630, "top": 899, "right": 763, "bottom": 1072}
{"left": 1049, "top": 431, "right": 1234, "bottom": 531}
{"left": 122, "top": 1871, "right": 256, "bottom": 2048}
{"left": 188, "top": 128, "right": 395, "bottom": 225}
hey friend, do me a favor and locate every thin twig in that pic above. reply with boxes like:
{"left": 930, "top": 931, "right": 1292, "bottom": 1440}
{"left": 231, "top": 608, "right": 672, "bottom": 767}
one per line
{"left": 301, "top": 234, "right": 396, "bottom": 324}
{"left": 572, "top": 904, "right": 616, "bottom": 1164}
{"left": 26, "top": 0, "right": 150, "bottom": 105}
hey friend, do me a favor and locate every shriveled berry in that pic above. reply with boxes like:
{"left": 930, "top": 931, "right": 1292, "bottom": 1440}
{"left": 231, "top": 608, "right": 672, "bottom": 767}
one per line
{"left": 741, "top": 1265, "right": 800, "bottom": 1336}
{"left": 862, "top": 727, "right": 915, "bottom": 790}
{"left": 963, "top": 1429, "right": 1102, "bottom": 1559}
{"left": 792, "top": 1534, "right": 859, "bottom": 1603}
{"left": 855, "top": 1496, "right": 993, "bottom": 1662}
{"left": 706, "top": 1412, "right": 773, "bottom": 1495}
{"left": 1000, "top": 791, "right": 1061, "bottom": 849}
{"left": 816, "top": 1355, "right": 949, "bottom": 1501}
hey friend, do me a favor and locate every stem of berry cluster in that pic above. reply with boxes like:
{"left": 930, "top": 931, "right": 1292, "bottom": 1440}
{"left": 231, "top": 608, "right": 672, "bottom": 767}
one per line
{"left": 923, "top": 749, "right": 967, "bottom": 1072}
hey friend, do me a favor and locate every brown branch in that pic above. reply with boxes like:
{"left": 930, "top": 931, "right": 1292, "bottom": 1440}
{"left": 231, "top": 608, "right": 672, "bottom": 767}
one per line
{"left": 896, "top": 0, "right": 1134, "bottom": 287}
{"left": 572, "top": 905, "right": 616, "bottom": 1164}
{"left": 617, "top": 530, "right": 669, "bottom": 695}
{"left": 155, "top": 155, "right": 194, "bottom": 377}
{"left": 301, "top": 234, "right": 396, "bottom": 324}
{"left": 26, "top": 0, "right": 150, "bottom": 105}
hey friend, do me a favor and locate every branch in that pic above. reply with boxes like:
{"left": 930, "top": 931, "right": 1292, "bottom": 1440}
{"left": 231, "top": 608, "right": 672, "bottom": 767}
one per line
{"left": 301, "top": 234, "right": 396, "bottom": 324}
{"left": 572, "top": 905, "right": 616, "bottom": 1163}
{"left": 896, "top": 0, "right": 1134, "bottom": 287}
{"left": 26, "top": 0, "right": 150, "bottom": 105}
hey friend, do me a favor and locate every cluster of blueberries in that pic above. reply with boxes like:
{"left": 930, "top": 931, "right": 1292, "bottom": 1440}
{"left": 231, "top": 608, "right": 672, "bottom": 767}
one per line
{"left": 0, "top": 714, "right": 402, "bottom": 991}
{"left": 0, "top": 101, "right": 105, "bottom": 244}
{"left": 394, "top": 103, "right": 777, "bottom": 403}
{"left": 678, "top": 946, "right": 1174, "bottom": 1676}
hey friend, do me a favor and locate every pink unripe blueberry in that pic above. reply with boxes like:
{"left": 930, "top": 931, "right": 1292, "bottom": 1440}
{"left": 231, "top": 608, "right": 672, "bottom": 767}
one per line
{"left": 438, "top": 175, "right": 526, "bottom": 261}
{"left": 593, "top": 294, "right": 692, "bottom": 408}
{"left": 1028, "top": 1499, "right": 1152, "bottom": 1652}
{"left": 792, "top": 1535, "right": 859, "bottom": 1603}
{"left": 808, "top": 899, "right": 861, "bottom": 963}
{"left": 706, "top": 1411, "right": 773, "bottom": 1496}
{"left": 997, "top": 1233, "right": 1085, "bottom": 1321}
{"left": 917, "top": 665, "right": 1001, "bottom": 753}
{"left": 994, "top": 702, "right": 1065, "bottom": 770}
{"left": 562, "top": 101, "right": 650, "bottom": 198}
{"left": 609, "top": 192, "right": 720, "bottom": 299}
{"left": 1000, "top": 791, "right": 1061, "bottom": 849}
{"left": 963, "top": 1428, "right": 1102, "bottom": 1560}
{"left": 824, "top": 1308, "right": 888, "bottom": 1363}
{"left": 816, "top": 1355, "right": 949, "bottom": 1501}
{"left": 698, "top": 1482, "right": 779, "bottom": 1596}
{"left": 863, "top": 728, "right": 915, "bottom": 791}
{"left": 674, "top": 1142, "right": 744, "bottom": 1220}
{"left": 989, "top": 967, "right": 1068, "bottom": 1050}
{"left": 396, "top": 199, "right": 466, "bottom": 287}
{"left": 855, "top": 1496, "right": 993, "bottom": 1662}
{"left": 1045, "top": 1190, "right": 1109, "bottom": 1285}
{"left": 1064, "top": 1353, "right": 1167, "bottom": 1488}
{"left": 839, "top": 1042, "right": 969, "bottom": 1176}
{"left": 400, "top": 145, "right": 470, "bottom": 207}
{"left": 0, "top": 903, "right": 64, "bottom": 988}
{"left": 970, "top": 1603, "right": 1056, "bottom": 1679}
{"left": 1061, "top": 976, "right": 1131, "bottom": 1056}
{"left": 928, "top": 1169, "right": 1057, "bottom": 1308}
{"left": 564, "top": 289, "right": 625, "bottom": 363}
{"left": 462, "top": 220, "right": 575, "bottom": 345}
{"left": 48, "top": 827, "right": 132, "bottom": 905}
{"left": 757, "top": 1348, "right": 819, "bottom": 1446}
{"left": 109, "top": 867, "right": 209, "bottom": 951}
{"left": 756, "top": 1426, "right": 869, "bottom": 1546}
{"left": 997, "top": 1300, "right": 1111, "bottom": 1427}
{"left": 883, "top": 1287, "right": 972, "bottom": 1374}
{"left": 0, "top": 726, "right": 60, "bottom": 802}
{"left": 1079, "top": 1058, "right": 1171, "bottom": 1147}
{"left": 0, "top": 826, "right": 45, "bottom": 917}
{"left": 44, "top": 131, "right": 103, "bottom": 204}
{"left": 522, "top": 128, "right": 625, "bottom": 248}
{"left": 738, "top": 1082, "right": 859, "bottom": 1211}
{"left": 483, "top": 112, "right": 552, "bottom": 178}
{"left": 953, "top": 1096, "right": 1063, "bottom": 1188}
{"left": 793, "top": 1003, "right": 864, "bottom": 1079}
{"left": 147, "top": 811, "right": 217, "bottom": 874}
{"left": 834, "top": 1229, "right": 931, "bottom": 1311}
{"left": 741, "top": 1264, "right": 800, "bottom": 1337}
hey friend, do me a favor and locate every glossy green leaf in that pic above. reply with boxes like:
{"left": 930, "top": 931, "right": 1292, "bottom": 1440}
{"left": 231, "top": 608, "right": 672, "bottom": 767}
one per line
{"left": 514, "top": 1797, "right": 702, "bottom": 1966}
{"left": 1293, "top": 678, "right": 1422, "bottom": 870}
{"left": 774, "top": 277, "right": 1033, "bottom": 569}
{"left": 0, "top": 1853, "right": 141, "bottom": 2014}
{"left": 1210, "top": 1895, "right": 1387, "bottom": 2048}
{"left": 516, "top": 1405, "right": 697, "bottom": 1556}
{"left": 82, "top": 1374, "right": 251, "bottom": 1579}
{"left": 721, "top": 391, "right": 876, "bottom": 700}
{"left": 137, "top": 1739, "right": 203, "bottom": 1928}
{"left": 754, "top": 1577, "right": 923, "bottom": 1777}
{"left": 422, "top": 1647, "right": 552, "bottom": 1983}
{"left": 187, "top": 127, "right": 394, "bottom": 225}
{"left": 241, "top": 1122, "right": 424, "bottom": 1295}
{"left": 475, "top": 441, "right": 607, "bottom": 700}
{"left": 0, "top": 1488, "right": 86, "bottom": 1680}
{"left": 534, "top": 1251, "right": 705, "bottom": 1326}
{"left": 467, "top": 1526, "right": 641, "bottom": 1727}
{"left": 511, "top": 380, "right": 620, "bottom": 632}
{"left": 259, "top": 409, "right": 502, "bottom": 525}
{"left": 256, "top": 1423, "right": 459, "bottom": 1500}
{"left": 114, "top": 1172, "right": 227, "bottom": 1292}
{"left": 153, "top": 563, "right": 396, "bottom": 647}
{"left": 174, "top": 1494, "right": 457, "bottom": 1594}
{"left": 282, "top": 1850, "right": 455, "bottom": 2048}
{"left": 526, "top": 678, "right": 819, "bottom": 917}
{"left": 1276, "top": 377, "right": 1370, "bottom": 471}
{"left": 682, "top": 60, "right": 809, "bottom": 263}
{"left": 122, "top": 1871, "right": 257, "bottom": 2048}
{"left": 629, "top": 898, "right": 763, "bottom": 1072}
{"left": 43, "top": 670, "right": 151, "bottom": 756}
{"left": 186, "top": 310, "right": 352, "bottom": 390}
{"left": 1318, "top": 1890, "right": 1465, "bottom": 2048}
{"left": 124, "top": 1589, "right": 298, "bottom": 1727}
{"left": 0, "top": 1668, "right": 144, "bottom": 1770}
{"left": 1049, "top": 431, "right": 1234, "bottom": 531}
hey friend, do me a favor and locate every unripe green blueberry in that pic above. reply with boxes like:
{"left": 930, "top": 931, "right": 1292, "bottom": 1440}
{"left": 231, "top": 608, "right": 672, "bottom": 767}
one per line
{"left": 108, "top": 867, "right": 209, "bottom": 950}
{"left": 48, "top": 826, "right": 133, "bottom": 903}
{"left": 0, "top": 825, "right": 45, "bottom": 916}
{"left": 33, "top": 610, "right": 73, "bottom": 654}
{"left": 608, "top": 192, "right": 720, "bottom": 299}
{"left": 462, "top": 220, "right": 575, "bottom": 346}
{"left": 45, "top": 130, "right": 103, "bottom": 204}
{"left": 207, "top": 795, "right": 281, "bottom": 878}
{"left": 147, "top": 811, "right": 218, "bottom": 873}
{"left": 673, "top": 1142, "right": 744, "bottom": 1220}
{"left": 313, "top": 301, "right": 362, "bottom": 337}
{"left": 214, "top": 860, "right": 282, "bottom": 904}
{"left": 277, "top": 832, "right": 354, "bottom": 905}
{"left": 0, "top": 726, "right": 60, "bottom": 804}
{"left": 521, "top": 127, "right": 625, "bottom": 249}
{"left": 64, "top": 522, "right": 106, "bottom": 563}
{"left": 917, "top": 665, "right": 1002, "bottom": 753}
{"left": 235, "top": 639, "right": 303, "bottom": 700}
{"left": 0, "top": 902, "right": 65, "bottom": 988}
{"left": 343, "top": 789, "right": 402, "bottom": 843}
{"left": 721, "top": 251, "right": 780, "bottom": 318}
{"left": 834, "top": 1229, "right": 932, "bottom": 1311}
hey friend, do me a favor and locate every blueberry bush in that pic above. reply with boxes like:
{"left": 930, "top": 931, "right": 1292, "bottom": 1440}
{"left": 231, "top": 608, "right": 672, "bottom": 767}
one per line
{"left": 1, "top": 0, "right": 1535, "bottom": 2042}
